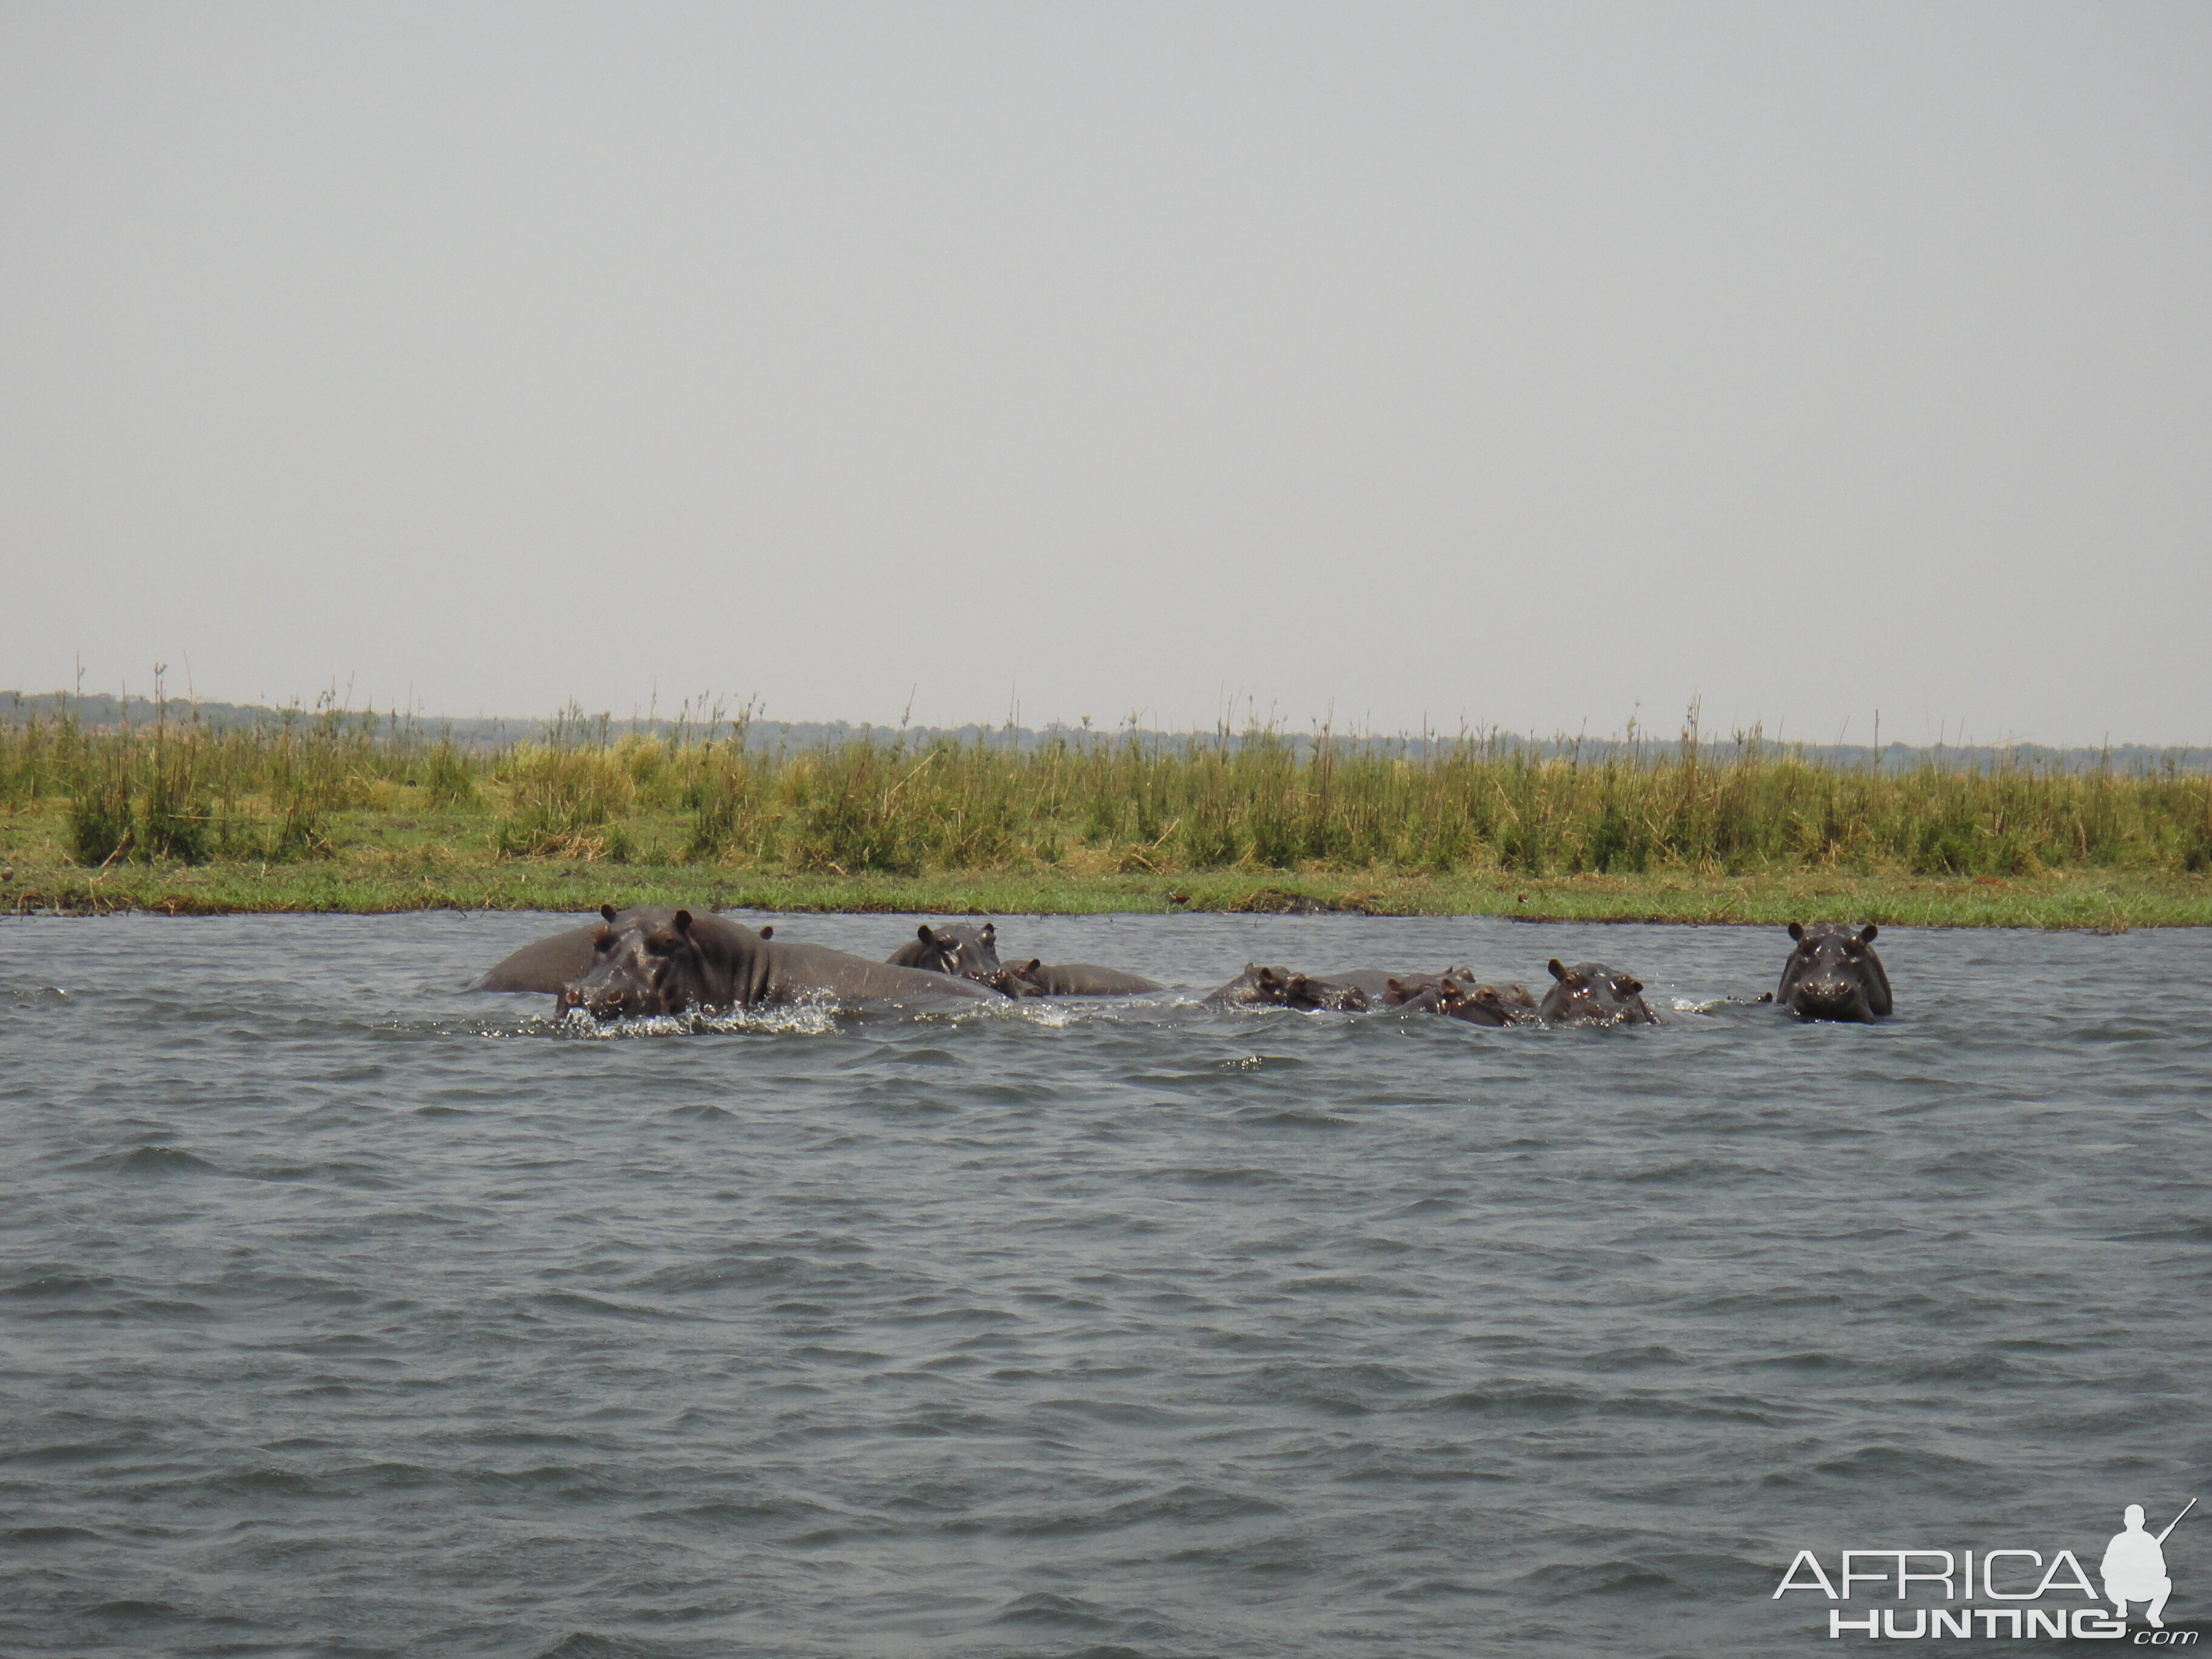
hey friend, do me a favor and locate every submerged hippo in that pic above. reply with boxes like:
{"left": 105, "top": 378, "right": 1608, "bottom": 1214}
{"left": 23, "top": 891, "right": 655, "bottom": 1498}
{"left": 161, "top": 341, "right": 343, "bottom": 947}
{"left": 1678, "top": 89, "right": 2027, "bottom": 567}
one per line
{"left": 1201, "top": 964, "right": 1371, "bottom": 1011}
{"left": 1373, "top": 968, "right": 1481, "bottom": 1006}
{"left": 1457, "top": 982, "right": 1541, "bottom": 1027}
{"left": 888, "top": 922, "right": 1004, "bottom": 985}
{"left": 487, "top": 904, "right": 993, "bottom": 1020}
{"left": 1774, "top": 922, "right": 1891, "bottom": 1022}
{"left": 1539, "top": 960, "right": 1659, "bottom": 1026}
{"left": 1381, "top": 974, "right": 1452, "bottom": 1011}
{"left": 1385, "top": 976, "right": 1540, "bottom": 1027}
{"left": 1001, "top": 959, "right": 1165, "bottom": 997}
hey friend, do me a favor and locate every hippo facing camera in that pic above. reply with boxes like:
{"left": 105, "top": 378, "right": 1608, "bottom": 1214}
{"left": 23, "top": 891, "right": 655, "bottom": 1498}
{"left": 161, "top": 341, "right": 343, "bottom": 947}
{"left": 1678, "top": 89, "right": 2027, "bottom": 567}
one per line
{"left": 1774, "top": 922, "right": 1891, "bottom": 1022}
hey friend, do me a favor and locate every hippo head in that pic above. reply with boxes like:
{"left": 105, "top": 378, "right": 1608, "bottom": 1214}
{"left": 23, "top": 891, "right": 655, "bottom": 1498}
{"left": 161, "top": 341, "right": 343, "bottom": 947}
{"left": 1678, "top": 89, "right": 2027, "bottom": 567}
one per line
{"left": 1540, "top": 959, "right": 1656, "bottom": 1025}
{"left": 632, "top": 908, "right": 725, "bottom": 1017}
{"left": 1207, "top": 963, "right": 1363, "bottom": 1009}
{"left": 1384, "top": 976, "right": 1538, "bottom": 1025}
{"left": 985, "top": 958, "right": 1051, "bottom": 998}
{"left": 911, "top": 922, "right": 1003, "bottom": 984}
{"left": 1210, "top": 963, "right": 1298, "bottom": 1007}
{"left": 560, "top": 903, "right": 662, "bottom": 1021}
{"left": 558, "top": 905, "right": 767, "bottom": 1021}
{"left": 1384, "top": 974, "right": 1470, "bottom": 1013}
{"left": 1383, "top": 975, "right": 1448, "bottom": 1009}
{"left": 1282, "top": 973, "right": 1369, "bottom": 1012}
{"left": 1778, "top": 922, "right": 1889, "bottom": 1022}
{"left": 1456, "top": 982, "right": 1538, "bottom": 1027}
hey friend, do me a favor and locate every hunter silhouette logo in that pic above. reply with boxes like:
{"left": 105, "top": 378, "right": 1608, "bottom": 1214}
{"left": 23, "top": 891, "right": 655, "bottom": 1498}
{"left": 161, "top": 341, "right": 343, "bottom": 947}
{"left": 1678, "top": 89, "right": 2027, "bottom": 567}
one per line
{"left": 1774, "top": 1496, "right": 2198, "bottom": 1641}
{"left": 2106, "top": 1500, "right": 2193, "bottom": 1630}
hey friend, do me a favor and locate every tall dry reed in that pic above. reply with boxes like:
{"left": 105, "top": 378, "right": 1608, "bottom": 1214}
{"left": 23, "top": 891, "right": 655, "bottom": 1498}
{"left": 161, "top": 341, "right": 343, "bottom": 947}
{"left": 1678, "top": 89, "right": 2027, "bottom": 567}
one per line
{"left": 6, "top": 701, "right": 2209, "bottom": 876}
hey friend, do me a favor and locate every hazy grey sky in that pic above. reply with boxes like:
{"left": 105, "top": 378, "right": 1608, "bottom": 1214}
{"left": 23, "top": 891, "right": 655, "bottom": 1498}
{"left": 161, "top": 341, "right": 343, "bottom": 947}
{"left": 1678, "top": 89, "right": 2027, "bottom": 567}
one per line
{"left": 3, "top": 2, "right": 2207, "bottom": 745}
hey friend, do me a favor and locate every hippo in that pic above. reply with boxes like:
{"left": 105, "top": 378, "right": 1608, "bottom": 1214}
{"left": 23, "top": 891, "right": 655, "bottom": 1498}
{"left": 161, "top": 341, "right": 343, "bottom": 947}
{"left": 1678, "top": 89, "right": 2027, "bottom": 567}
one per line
{"left": 1381, "top": 974, "right": 1453, "bottom": 1011}
{"left": 888, "top": 922, "right": 1005, "bottom": 985}
{"left": 1335, "top": 966, "right": 1512, "bottom": 1004}
{"left": 1774, "top": 922, "right": 1891, "bottom": 1022}
{"left": 1202, "top": 964, "right": 1294, "bottom": 1008}
{"left": 973, "top": 965, "right": 1047, "bottom": 997}
{"left": 1455, "top": 982, "right": 1541, "bottom": 1027}
{"left": 1201, "top": 964, "right": 1370, "bottom": 1011}
{"left": 1539, "top": 959, "right": 1659, "bottom": 1025}
{"left": 1372, "top": 968, "right": 1481, "bottom": 1006}
{"left": 1281, "top": 972, "right": 1373, "bottom": 1011}
{"left": 1386, "top": 976, "right": 1539, "bottom": 1027}
{"left": 515, "top": 904, "right": 994, "bottom": 1020}
{"left": 471, "top": 906, "right": 770, "bottom": 993}
{"left": 1000, "top": 959, "right": 1165, "bottom": 997}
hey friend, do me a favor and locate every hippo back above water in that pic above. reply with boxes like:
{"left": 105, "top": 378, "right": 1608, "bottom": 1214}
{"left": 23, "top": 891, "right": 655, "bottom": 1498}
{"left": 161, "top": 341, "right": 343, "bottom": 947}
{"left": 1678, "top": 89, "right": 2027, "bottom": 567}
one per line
{"left": 1774, "top": 922, "right": 1891, "bottom": 1022}
{"left": 1002, "top": 960, "right": 1165, "bottom": 997}
{"left": 578, "top": 907, "right": 994, "bottom": 1019}
{"left": 477, "top": 905, "right": 993, "bottom": 1019}
{"left": 471, "top": 906, "right": 765, "bottom": 993}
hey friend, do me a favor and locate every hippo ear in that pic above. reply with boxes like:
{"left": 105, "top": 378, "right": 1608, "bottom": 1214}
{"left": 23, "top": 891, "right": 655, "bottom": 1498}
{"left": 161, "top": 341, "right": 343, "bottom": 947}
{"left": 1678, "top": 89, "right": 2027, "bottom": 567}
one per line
{"left": 1858, "top": 923, "right": 1879, "bottom": 943}
{"left": 1547, "top": 958, "right": 1569, "bottom": 981}
{"left": 1025, "top": 958, "right": 1042, "bottom": 972}
{"left": 1787, "top": 922, "right": 1805, "bottom": 942}
{"left": 602, "top": 903, "right": 618, "bottom": 923}
{"left": 917, "top": 924, "right": 936, "bottom": 944}
{"left": 673, "top": 909, "right": 694, "bottom": 933}
{"left": 980, "top": 922, "right": 995, "bottom": 940}
{"left": 757, "top": 924, "right": 773, "bottom": 939}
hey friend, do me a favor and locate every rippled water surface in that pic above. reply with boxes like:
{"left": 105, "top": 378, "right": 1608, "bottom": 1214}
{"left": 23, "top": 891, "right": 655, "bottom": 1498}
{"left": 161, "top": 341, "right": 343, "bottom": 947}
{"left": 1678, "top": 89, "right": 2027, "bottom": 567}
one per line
{"left": 4, "top": 910, "right": 2208, "bottom": 1657}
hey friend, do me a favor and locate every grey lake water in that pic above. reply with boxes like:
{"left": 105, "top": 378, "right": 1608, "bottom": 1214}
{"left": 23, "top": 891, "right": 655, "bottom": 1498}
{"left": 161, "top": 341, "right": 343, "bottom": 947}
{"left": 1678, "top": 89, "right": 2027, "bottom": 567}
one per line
{"left": 2, "top": 910, "right": 2207, "bottom": 1658}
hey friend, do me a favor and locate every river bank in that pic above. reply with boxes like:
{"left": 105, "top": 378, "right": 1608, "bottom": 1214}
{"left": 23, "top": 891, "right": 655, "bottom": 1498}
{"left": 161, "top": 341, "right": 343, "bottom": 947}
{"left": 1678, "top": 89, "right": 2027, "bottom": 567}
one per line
{"left": 2, "top": 830, "right": 2203, "bottom": 928}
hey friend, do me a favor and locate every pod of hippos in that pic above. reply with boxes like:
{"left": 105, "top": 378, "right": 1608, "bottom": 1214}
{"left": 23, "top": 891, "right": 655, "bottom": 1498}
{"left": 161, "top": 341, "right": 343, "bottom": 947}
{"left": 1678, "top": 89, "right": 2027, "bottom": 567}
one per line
{"left": 472, "top": 907, "right": 1894, "bottom": 1028}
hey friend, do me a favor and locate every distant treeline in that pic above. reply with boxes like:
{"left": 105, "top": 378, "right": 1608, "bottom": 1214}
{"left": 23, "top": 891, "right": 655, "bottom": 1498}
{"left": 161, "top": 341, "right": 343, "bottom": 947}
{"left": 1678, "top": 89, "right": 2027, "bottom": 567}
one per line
{"left": 4, "top": 689, "right": 2209, "bottom": 880}
{"left": 5, "top": 688, "right": 2207, "bottom": 776}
